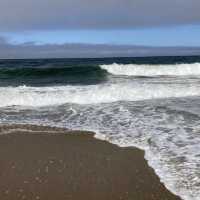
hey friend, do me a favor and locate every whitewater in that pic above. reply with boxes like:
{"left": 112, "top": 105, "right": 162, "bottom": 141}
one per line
{"left": 101, "top": 62, "right": 200, "bottom": 77}
{"left": 1, "top": 58, "right": 200, "bottom": 200}
{"left": 0, "top": 82, "right": 200, "bottom": 107}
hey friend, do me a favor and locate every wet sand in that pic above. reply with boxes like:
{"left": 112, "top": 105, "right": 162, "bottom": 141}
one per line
{"left": 0, "top": 125, "right": 182, "bottom": 200}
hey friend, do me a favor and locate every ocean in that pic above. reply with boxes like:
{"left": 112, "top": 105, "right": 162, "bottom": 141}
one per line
{"left": 0, "top": 56, "right": 200, "bottom": 200}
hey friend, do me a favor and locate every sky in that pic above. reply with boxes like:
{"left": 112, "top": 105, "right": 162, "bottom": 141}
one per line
{"left": 0, "top": 0, "right": 200, "bottom": 58}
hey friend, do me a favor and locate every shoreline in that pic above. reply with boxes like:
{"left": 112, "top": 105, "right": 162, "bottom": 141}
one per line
{"left": 0, "top": 124, "right": 182, "bottom": 200}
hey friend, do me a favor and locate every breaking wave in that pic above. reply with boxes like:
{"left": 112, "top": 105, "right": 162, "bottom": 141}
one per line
{"left": 0, "top": 83, "right": 200, "bottom": 107}
{"left": 100, "top": 63, "right": 200, "bottom": 77}
{"left": 0, "top": 66, "right": 107, "bottom": 86}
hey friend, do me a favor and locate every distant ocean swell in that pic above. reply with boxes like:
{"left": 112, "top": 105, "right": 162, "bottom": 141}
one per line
{"left": 1, "top": 58, "right": 200, "bottom": 200}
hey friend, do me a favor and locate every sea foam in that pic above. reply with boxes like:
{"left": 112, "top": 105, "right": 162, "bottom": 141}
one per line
{"left": 0, "top": 83, "right": 200, "bottom": 107}
{"left": 100, "top": 63, "right": 200, "bottom": 76}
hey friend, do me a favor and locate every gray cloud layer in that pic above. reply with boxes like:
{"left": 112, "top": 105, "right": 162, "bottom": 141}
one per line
{"left": 0, "top": 37, "right": 200, "bottom": 59}
{"left": 0, "top": 0, "right": 200, "bottom": 31}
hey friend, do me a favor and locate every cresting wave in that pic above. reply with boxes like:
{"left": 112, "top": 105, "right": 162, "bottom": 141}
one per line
{"left": 0, "top": 66, "right": 107, "bottom": 86}
{"left": 1, "top": 83, "right": 200, "bottom": 107}
{"left": 0, "top": 66, "right": 104, "bottom": 77}
{"left": 100, "top": 62, "right": 200, "bottom": 76}
{"left": 2, "top": 62, "right": 200, "bottom": 81}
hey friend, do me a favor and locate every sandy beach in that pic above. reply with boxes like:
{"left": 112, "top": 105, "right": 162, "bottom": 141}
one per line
{"left": 0, "top": 125, "right": 182, "bottom": 200}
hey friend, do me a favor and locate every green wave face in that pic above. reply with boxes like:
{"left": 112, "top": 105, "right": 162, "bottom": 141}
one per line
{"left": 0, "top": 65, "right": 108, "bottom": 86}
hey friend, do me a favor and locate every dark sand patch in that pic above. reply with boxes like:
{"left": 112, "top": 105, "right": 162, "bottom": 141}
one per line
{"left": 0, "top": 125, "right": 182, "bottom": 200}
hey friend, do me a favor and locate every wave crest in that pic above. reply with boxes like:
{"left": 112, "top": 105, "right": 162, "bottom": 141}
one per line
{"left": 100, "top": 63, "right": 200, "bottom": 77}
{"left": 0, "top": 66, "right": 107, "bottom": 86}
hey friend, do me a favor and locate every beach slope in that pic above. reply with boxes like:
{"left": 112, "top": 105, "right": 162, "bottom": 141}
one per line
{"left": 0, "top": 125, "right": 182, "bottom": 200}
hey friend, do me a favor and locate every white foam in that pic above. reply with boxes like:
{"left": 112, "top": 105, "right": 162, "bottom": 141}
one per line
{"left": 100, "top": 63, "right": 200, "bottom": 76}
{"left": 1, "top": 99, "right": 200, "bottom": 200}
{"left": 0, "top": 83, "right": 200, "bottom": 107}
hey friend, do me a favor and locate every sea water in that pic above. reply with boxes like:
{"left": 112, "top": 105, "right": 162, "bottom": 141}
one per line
{"left": 0, "top": 56, "right": 200, "bottom": 200}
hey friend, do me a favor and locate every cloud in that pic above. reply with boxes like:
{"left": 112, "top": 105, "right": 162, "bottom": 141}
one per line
{"left": 0, "top": 0, "right": 200, "bottom": 31}
{"left": 0, "top": 37, "right": 200, "bottom": 59}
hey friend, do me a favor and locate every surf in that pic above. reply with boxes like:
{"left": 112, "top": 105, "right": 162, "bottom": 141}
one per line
{"left": 100, "top": 63, "right": 200, "bottom": 77}
{"left": 0, "top": 65, "right": 107, "bottom": 86}
{"left": 0, "top": 82, "right": 200, "bottom": 107}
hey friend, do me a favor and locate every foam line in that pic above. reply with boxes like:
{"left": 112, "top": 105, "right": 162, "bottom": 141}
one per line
{"left": 0, "top": 83, "right": 200, "bottom": 107}
{"left": 100, "top": 63, "right": 200, "bottom": 76}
